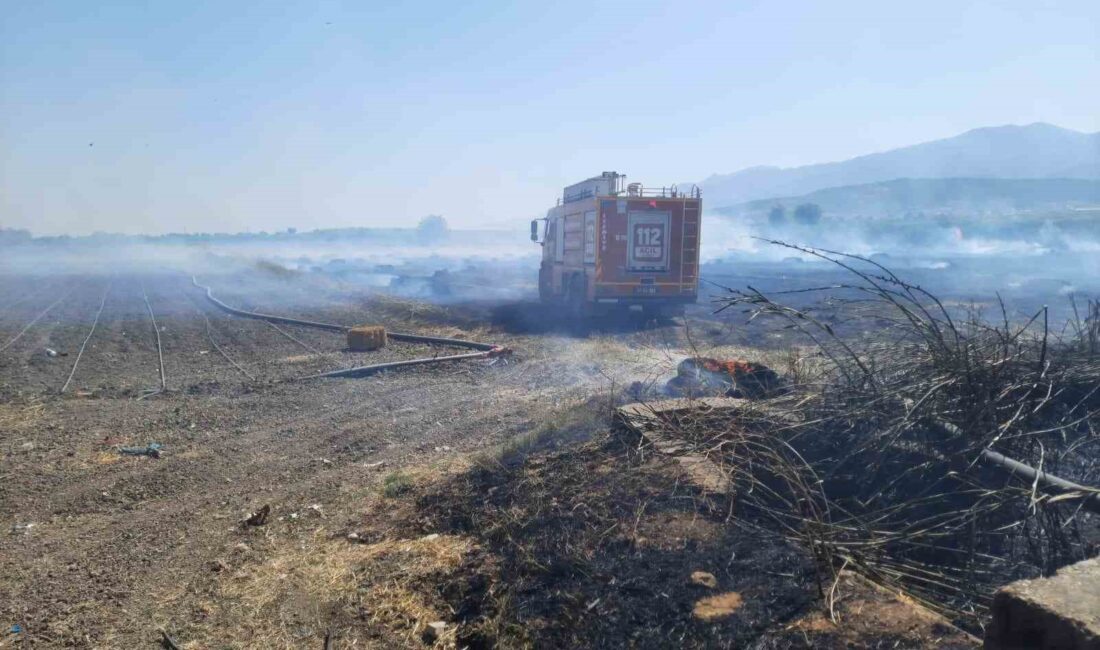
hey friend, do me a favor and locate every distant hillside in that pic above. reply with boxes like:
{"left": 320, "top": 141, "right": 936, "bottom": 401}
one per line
{"left": 698, "top": 123, "right": 1100, "bottom": 208}
{"left": 715, "top": 178, "right": 1100, "bottom": 218}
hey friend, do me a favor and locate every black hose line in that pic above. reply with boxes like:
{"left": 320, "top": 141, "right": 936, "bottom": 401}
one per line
{"left": 932, "top": 418, "right": 1100, "bottom": 515}
{"left": 979, "top": 447, "right": 1100, "bottom": 515}
{"left": 191, "top": 276, "right": 509, "bottom": 380}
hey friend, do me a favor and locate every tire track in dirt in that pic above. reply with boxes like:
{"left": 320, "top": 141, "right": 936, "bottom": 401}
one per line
{"left": 0, "top": 277, "right": 64, "bottom": 325}
{"left": 1, "top": 374, "right": 450, "bottom": 645}
{"left": 0, "top": 280, "right": 112, "bottom": 395}
{"left": 181, "top": 280, "right": 342, "bottom": 383}
{"left": 138, "top": 282, "right": 167, "bottom": 399}
{"left": 60, "top": 283, "right": 111, "bottom": 394}
{"left": 0, "top": 283, "right": 79, "bottom": 356}
{"left": 141, "top": 277, "right": 250, "bottom": 391}
{"left": 0, "top": 271, "right": 622, "bottom": 647}
{"left": 57, "top": 281, "right": 165, "bottom": 398}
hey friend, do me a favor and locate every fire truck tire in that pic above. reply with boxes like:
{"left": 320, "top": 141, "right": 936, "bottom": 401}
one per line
{"left": 538, "top": 265, "right": 552, "bottom": 303}
{"left": 644, "top": 304, "right": 684, "bottom": 321}
{"left": 567, "top": 275, "right": 588, "bottom": 319}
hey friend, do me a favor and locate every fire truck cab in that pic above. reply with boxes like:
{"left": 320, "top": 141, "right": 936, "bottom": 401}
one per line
{"left": 531, "top": 172, "right": 702, "bottom": 318}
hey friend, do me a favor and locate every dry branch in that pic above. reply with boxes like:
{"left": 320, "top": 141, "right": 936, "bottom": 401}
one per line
{"left": 676, "top": 241, "right": 1100, "bottom": 628}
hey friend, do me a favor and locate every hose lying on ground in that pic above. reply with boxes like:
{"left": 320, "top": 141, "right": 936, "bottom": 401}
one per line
{"left": 192, "top": 276, "right": 509, "bottom": 380}
{"left": 933, "top": 418, "right": 1100, "bottom": 515}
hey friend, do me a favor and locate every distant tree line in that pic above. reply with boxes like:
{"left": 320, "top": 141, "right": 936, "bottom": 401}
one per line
{"left": 0, "top": 216, "right": 459, "bottom": 247}
{"left": 0, "top": 228, "right": 34, "bottom": 245}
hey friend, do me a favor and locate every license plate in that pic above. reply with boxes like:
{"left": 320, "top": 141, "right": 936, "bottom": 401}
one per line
{"left": 634, "top": 285, "right": 658, "bottom": 295}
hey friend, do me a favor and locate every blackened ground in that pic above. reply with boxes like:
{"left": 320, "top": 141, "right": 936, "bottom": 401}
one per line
{"left": 357, "top": 422, "right": 978, "bottom": 649}
{"left": 411, "top": 431, "right": 816, "bottom": 648}
{"left": 0, "top": 268, "right": 981, "bottom": 648}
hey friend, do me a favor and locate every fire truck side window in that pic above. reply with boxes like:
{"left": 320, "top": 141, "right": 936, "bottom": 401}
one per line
{"left": 553, "top": 218, "right": 565, "bottom": 262}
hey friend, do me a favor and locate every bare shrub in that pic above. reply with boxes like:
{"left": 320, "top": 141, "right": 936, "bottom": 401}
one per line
{"left": 664, "top": 241, "right": 1100, "bottom": 627}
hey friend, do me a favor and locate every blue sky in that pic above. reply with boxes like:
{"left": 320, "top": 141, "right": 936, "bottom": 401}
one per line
{"left": 2, "top": 0, "right": 1097, "bottom": 235}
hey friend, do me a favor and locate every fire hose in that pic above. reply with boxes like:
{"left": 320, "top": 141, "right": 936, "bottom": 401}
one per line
{"left": 931, "top": 418, "right": 1100, "bottom": 515}
{"left": 192, "top": 276, "right": 509, "bottom": 380}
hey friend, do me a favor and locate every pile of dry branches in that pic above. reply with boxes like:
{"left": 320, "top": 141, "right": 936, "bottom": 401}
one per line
{"left": 677, "top": 243, "right": 1100, "bottom": 627}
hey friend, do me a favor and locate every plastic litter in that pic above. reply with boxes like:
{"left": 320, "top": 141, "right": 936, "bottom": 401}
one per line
{"left": 243, "top": 504, "right": 270, "bottom": 526}
{"left": 119, "top": 442, "right": 163, "bottom": 458}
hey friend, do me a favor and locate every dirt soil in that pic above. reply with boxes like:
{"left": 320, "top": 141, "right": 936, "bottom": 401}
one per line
{"left": 0, "top": 269, "right": 975, "bottom": 648}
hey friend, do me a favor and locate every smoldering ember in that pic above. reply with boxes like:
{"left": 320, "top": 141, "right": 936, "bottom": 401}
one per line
{"left": 2, "top": 4, "right": 1100, "bottom": 647}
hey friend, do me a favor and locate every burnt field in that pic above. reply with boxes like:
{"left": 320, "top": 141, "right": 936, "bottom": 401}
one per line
{"left": 0, "top": 262, "right": 1095, "bottom": 648}
{"left": 0, "top": 268, "right": 771, "bottom": 648}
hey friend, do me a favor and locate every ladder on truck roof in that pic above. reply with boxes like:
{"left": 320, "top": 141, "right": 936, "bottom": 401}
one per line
{"left": 680, "top": 201, "right": 699, "bottom": 294}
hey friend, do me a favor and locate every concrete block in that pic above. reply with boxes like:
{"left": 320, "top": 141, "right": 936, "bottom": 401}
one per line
{"left": 986, "top": 557, "right": 1100, "bottom": 649}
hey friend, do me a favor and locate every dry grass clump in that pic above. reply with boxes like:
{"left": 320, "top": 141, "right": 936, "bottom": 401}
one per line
{"left": 0, "top": 399, "right": 45, "bottom": 431}
{"left": 473, "top": 394, "right": 611, "bottom": 468}
{"left": 381, "top": 470, "right": 416, "bottom": 498}
{"left": 182, "top": 528, "right": 474, "bottom": 649}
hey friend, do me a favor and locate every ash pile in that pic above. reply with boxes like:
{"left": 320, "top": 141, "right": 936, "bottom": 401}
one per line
{"left": 645, "top": 243, "right": 1100, "bottom": 634}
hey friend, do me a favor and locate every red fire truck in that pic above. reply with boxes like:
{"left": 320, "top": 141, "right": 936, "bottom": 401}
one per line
{"left": 531, "top": 172, "right": 702, "bottom": 318}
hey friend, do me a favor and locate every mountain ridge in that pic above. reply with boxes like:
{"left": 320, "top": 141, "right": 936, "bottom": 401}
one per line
{"left": 696, "top": 123, "right": 1100, "bottom": 208}
{"left": 713, "top": 177, "right": 1100, "bottom": 218}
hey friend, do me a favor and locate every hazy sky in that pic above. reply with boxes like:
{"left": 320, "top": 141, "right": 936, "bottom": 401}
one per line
{"left": 2, "top": 1, "right": 1097, "bottom": 235}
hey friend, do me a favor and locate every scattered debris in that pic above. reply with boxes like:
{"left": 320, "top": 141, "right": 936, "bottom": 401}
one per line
{"left": 692, "top": 592, "right": 744, "bottom": 620}
{"left": 690, "top": 571, "right": 718, "bottom": 588}
{"left": 363, "top": 461, "right": 386, "bottom": 469}
{"left": 421, "top": 621, "right": 447, "bottom": 644}
{"left": 159, "top": 629, "right": 181, "bottom": 650}
{"left": 420, "top": 533, "right": 440, "bottom": 542}
{"left": 119, "top": 442, "right": 162, "bottom": 458}
{"left": 243, "top": 504, "right": 271, "bottom": 527}
{"left": 346, "top": 532, "right": 361, "bottom": 542}
{"left": 44, "top": 347, "right": 59, "bottom": 357}
{"left": 19, "top": 441, "right": 34, "bottom": 451}
{"left": 208, "top": 559, "right": 229, "bottom": 573}
{"left": 10, "top": 624, "right": 22, "bottom": 634}
{"left": 10, "top": 523, "right": 35, "bottom": 535}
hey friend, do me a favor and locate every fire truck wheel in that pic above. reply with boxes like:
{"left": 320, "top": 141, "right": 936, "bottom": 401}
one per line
{"left": 538, "top": 266, "right": 552, "bottom": 303}
{"left": 567, "top": 276, "right": 588, "bottom": 319}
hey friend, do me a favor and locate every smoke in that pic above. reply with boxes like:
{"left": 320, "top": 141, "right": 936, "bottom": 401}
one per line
{"left": 4, "top": 212, "right": 1097, "bottom": 319}
{"left": 697, "top": 211, "right": 1100, "bottom": 328}
{"left": 701, "top": 211, "right": 1100, "bottom": 269}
